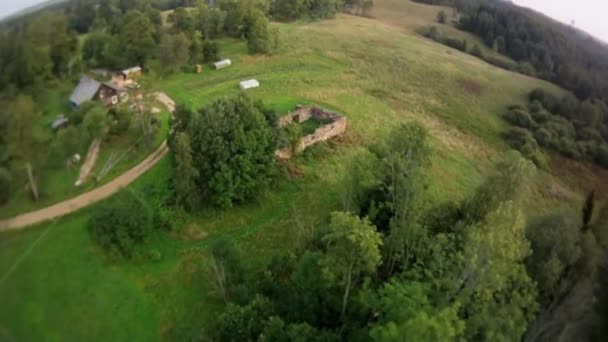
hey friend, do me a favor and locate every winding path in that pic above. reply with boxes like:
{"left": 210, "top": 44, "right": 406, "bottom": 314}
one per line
{"left": 0, "top": 141, "right": 169, "bottom": 232}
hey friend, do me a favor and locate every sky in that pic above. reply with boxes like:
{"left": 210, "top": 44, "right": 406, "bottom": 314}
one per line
{"left": 0, "top": 0, "right": 607, "bottom": 42}
{"left": 513, "top": 0, "right": 608, "bottom": 42}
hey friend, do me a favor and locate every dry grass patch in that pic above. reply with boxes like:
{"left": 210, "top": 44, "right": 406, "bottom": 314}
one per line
{"left": 457, "top": 78, "right": 483, "bottom": 96}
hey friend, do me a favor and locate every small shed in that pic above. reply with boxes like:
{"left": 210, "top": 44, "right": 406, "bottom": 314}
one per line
{"left": 214, "top": 59, "right": 232, "bottom": 70}
{"left": 239, "top": 79, "right": 259, "bottom": 90}
{"left": 51, "top": 115, "right": 69, "bottom": 130}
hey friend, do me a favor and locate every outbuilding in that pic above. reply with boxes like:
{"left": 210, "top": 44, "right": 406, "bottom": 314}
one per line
{"left": 214, "top": 59, "right": 232, "bottom": 69}
{"left": 239, "top": 79, "right": 259, "bottom": 90}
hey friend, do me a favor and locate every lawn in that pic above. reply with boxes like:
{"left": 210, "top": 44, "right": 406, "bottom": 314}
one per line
{"left": 0, "top": 0, "right": 600, "bottom": 340}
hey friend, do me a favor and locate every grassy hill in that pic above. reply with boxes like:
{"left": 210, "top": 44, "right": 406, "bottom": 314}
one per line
{"left": 0, "top": 0, "right": 605, "bottom": 340}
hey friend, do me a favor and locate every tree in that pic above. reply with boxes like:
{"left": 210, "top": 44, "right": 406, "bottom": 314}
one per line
{"left": 173, "top": 7, "right": 195, "bottom": 34}
{"left": 185, "top": 95, "right": 277, "bottom": 208}
{"left": 88, "top": 190, "right": 153, "bottom": 257}
{"left": 0, "top": 167, "right": 11, "bottom": 205}
{"left": 117, "top": 10, "right": 156, "bottom": 66}
{"left": 582, "top": 190, "right": 595, "bottom": 231}
{"left": 82, "top": 106, "right": 109, "bottom": 140}
{"left": 82, "top": 32, "right": 112, "bottom": 67}
{"left": 455, "top": 202, "right": 538, "bottom": 340}
{"left": 5, "top": 96, "right": 46, "bottom": 201}
{"left": 270, "top": 0, "right": 305, "bottom": 21}
{"left": 437, "top": 10, "right": 447, "bottom": 24}
{"left": 203, "top": 40, "right": 220, "bottom": 63}
{"left": 53, "top": 125, "right": 85, "bottom": 164}
{"left": 373, "top": 122, "right": 430, "bottom": 274}
{"left": 172, "top": 132, "right": 199, "bottom": 210}
{"left": 462, "top": 153, "right": 534, "bottom": 223}
{"left": 157, "top": 32, "right": 192, "bottom": 72}
{"left": 245, "top": 10, "right": 275, "bottom": 54}
{"left": 207, "top": 237, "right": 247, "bottom": 303}
{"left": 322, "top": 211, "right": 382, "bottom": 318}
{"left": 525, "top": 208, "right": 582, "bottom": 301}
{"left": 366, "top": 280, "right": 464, "bottom": 341}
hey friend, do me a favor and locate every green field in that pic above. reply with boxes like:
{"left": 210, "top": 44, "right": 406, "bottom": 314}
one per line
{"left": 0, "top": 0, "right": 600, "bottom": 340}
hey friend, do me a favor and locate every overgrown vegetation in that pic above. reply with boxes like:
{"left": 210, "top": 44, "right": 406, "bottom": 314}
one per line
{"left": 502, "top": 88, "right": 608, "bottom": 168}
{"left": 168, "top": 95, "right": 277, "bottom": 208}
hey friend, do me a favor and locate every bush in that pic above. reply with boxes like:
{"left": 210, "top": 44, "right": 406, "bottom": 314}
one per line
{"left": 437, "top": 10, "right": 447, "bottom": 23}
{"left": 203, "top": 40, "right": 220, "bottom": 63}
{"left": 533, "top": 127, "right": 554, "bottom": 147}
{"left": 88, "top": 190, "right": 153, "bottom": 257}
{"left": 530, "top": 109, "right": 552, "bottom": 124}
{"left": 504, "top": 128, "right": 539, "bottom": 158}
{"left": 185, "top": 95, "right": 277, "bottom": 208}
{"left": 470, "top": 44, "right": 484, "bottom": 58}
{"left": 504, "top": 108, "right": 536, "bottom": 129}
{"left": 596, "top": 144, "right": 608, "bottom": 168}
{"left": 0, "top": 167, "right": 11, "bottom": 205}
{"left": 555, "top": 136, "right": 582, "bottom": 160}
{"left": 529, "top": 100, "right": 543, "bottom": 113}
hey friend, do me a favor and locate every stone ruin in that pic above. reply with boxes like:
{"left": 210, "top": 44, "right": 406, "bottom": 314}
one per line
{"left": 276, "top": 106, "right": 347, "bottom": 159}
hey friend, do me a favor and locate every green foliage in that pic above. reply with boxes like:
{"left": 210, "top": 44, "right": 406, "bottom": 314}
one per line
{"left": 462, "top": 153, "right": 534, "bottom": 224}
{"left": 83, "top": 105, "right": 109, "bottom": 140}
{"left": 171, "top": 132, "right": 199, "bottom": 210}
{"left": 108, "top": 107, "right": 132, "bottom": 135}
{"left": 82, "top": 32, "right": 113, "bottom": 68}
{"left": 117, "top": 10, "right": 157, "bottom": 66}
{"left": 504, "top": 108, "right": 536, "bottom": 129}
{"left": 88, "top": 190, "right": 153, "bottom": 257}
{"left": 158, "top": 32, "right": 192, "bottom": 72}
{"left": 52, "top": 125, "right": 86, "bottom": 162}
{"left": 215, "top": 296, "right": 273, "bottom": 341}
{"left": 173, "top": 95, "right": 277, "bottom": 208}
{"left": 323, "top": 211, "right": 383, "bottom": 317}
{"left": 207, "top": 237, "right": 247, "bottom": 304}
{"left": 525, "top": 208, "right": 582, "bottom": 301}
{"left": 366, "top": 281, "right": 464, "bottom": 341}
{"left": 0, "top": 167, "right": 11, "bottom": 205}
{"left": 582, "top": 190, "right": 595, "bottom": 231}
{"left": 245, "top": 10, "right": 277, "bottom": 54}
{"left": 203, "top": 40, "right": 220, "bottom": 63}
{"left": 370, "top": 122, "right": 431, "bottom": 273}
{"left": 458, "top": 202, "right": 538, "bottom": 340}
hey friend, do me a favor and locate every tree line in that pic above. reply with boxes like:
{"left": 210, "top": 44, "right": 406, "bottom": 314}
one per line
{"left": 416, "top": 0, "right": 608, "bottom": 168}
{"left": 503, "top": 88, "right": 608, "bottom": 169}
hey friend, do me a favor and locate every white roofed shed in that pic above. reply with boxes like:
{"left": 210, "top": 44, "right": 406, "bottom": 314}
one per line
{"left": 239, "top": 79, "right": 259, "bottom": 90}
{"left": 214, "top": 59, "right": 232, "bottom": 69}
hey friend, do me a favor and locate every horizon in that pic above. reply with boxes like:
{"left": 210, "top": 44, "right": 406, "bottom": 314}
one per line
{"left": 1, "top": 0, "right": 608, "bottom": 43}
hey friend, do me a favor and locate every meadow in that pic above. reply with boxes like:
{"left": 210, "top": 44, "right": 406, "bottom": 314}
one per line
{"left": 0, "top": 0, "right": 603, "bottom": 340}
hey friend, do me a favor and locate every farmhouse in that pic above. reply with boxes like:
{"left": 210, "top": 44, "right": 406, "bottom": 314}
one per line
{"left": 69, "top": 76, "right": 126, "bottom": 108}
{"left": 214, "top": 59, "right": 231, "bottom": 69}
{"left": 239, "top": 79, "right": 259, "bottom": 90}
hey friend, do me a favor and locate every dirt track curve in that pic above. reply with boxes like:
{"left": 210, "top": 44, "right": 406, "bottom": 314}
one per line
{"left": 0, "top": 141, "right": 168, "bottom": 232}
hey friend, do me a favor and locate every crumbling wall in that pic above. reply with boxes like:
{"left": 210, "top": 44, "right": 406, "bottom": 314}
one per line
{"left": 275, "top": 106, "right": 347, "bottom": 159}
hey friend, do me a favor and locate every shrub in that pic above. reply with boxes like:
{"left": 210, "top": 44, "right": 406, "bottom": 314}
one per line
{"left": 203, "top": 40, "right": 220, "bottom": 63}
{"left": 533, "top": 127, "right": 554, "bottom": 147}
{"left": 577, "top": 127, "right": 603, "bottom": 142}
{"left": 186, "top": 95, "right": 277, "bottom": 208}
{"left": 530, "top": 109, "right": 552, "bottom": 124}
{"left": 0, "top": 167, "right": 11, "bottom": 205}
{"left": 88, "top": 190, "right": 153, "bottom": 257}
{"left": 504, "top": 128, "right": 538, "bottom": 157}
{"left": 555, "top": 136, "right": 582, "bottom": 160}
{"left": 437, "top": 10, "right": 447, "bottom": 24}
{"left": 529, "top": 100, "right": 543, "bottom": 113}
{"left": 471, "top": 44, "right": 484, "bottom": 58}
{"left": 504, "top": 108, "right": 536, "bottom": 129}
{"left": 596, "top": 144, "right": 608, "bottom": 168}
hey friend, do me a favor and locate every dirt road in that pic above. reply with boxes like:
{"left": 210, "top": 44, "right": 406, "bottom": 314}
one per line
{"left": 0, "top": 141, "right": 168, "bottom": 232}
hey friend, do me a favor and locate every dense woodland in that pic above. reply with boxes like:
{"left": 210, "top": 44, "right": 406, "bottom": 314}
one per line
{"left": 1, "top": 0, "right": 608, "bottom": 341}
{"left": 416, "top": 0, "right": 608, "bottom": 168}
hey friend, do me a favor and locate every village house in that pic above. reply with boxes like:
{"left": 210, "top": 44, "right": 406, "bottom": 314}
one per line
{"left": 69, "top": 76, "right": 127, "bottom": 108}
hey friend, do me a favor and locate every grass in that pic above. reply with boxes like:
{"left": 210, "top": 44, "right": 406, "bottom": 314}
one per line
{"left": 0, "top": 98, "right": 170, "bottom": 219}
{"left": 0, "top": 0, "right": 601, "bottom": 340}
